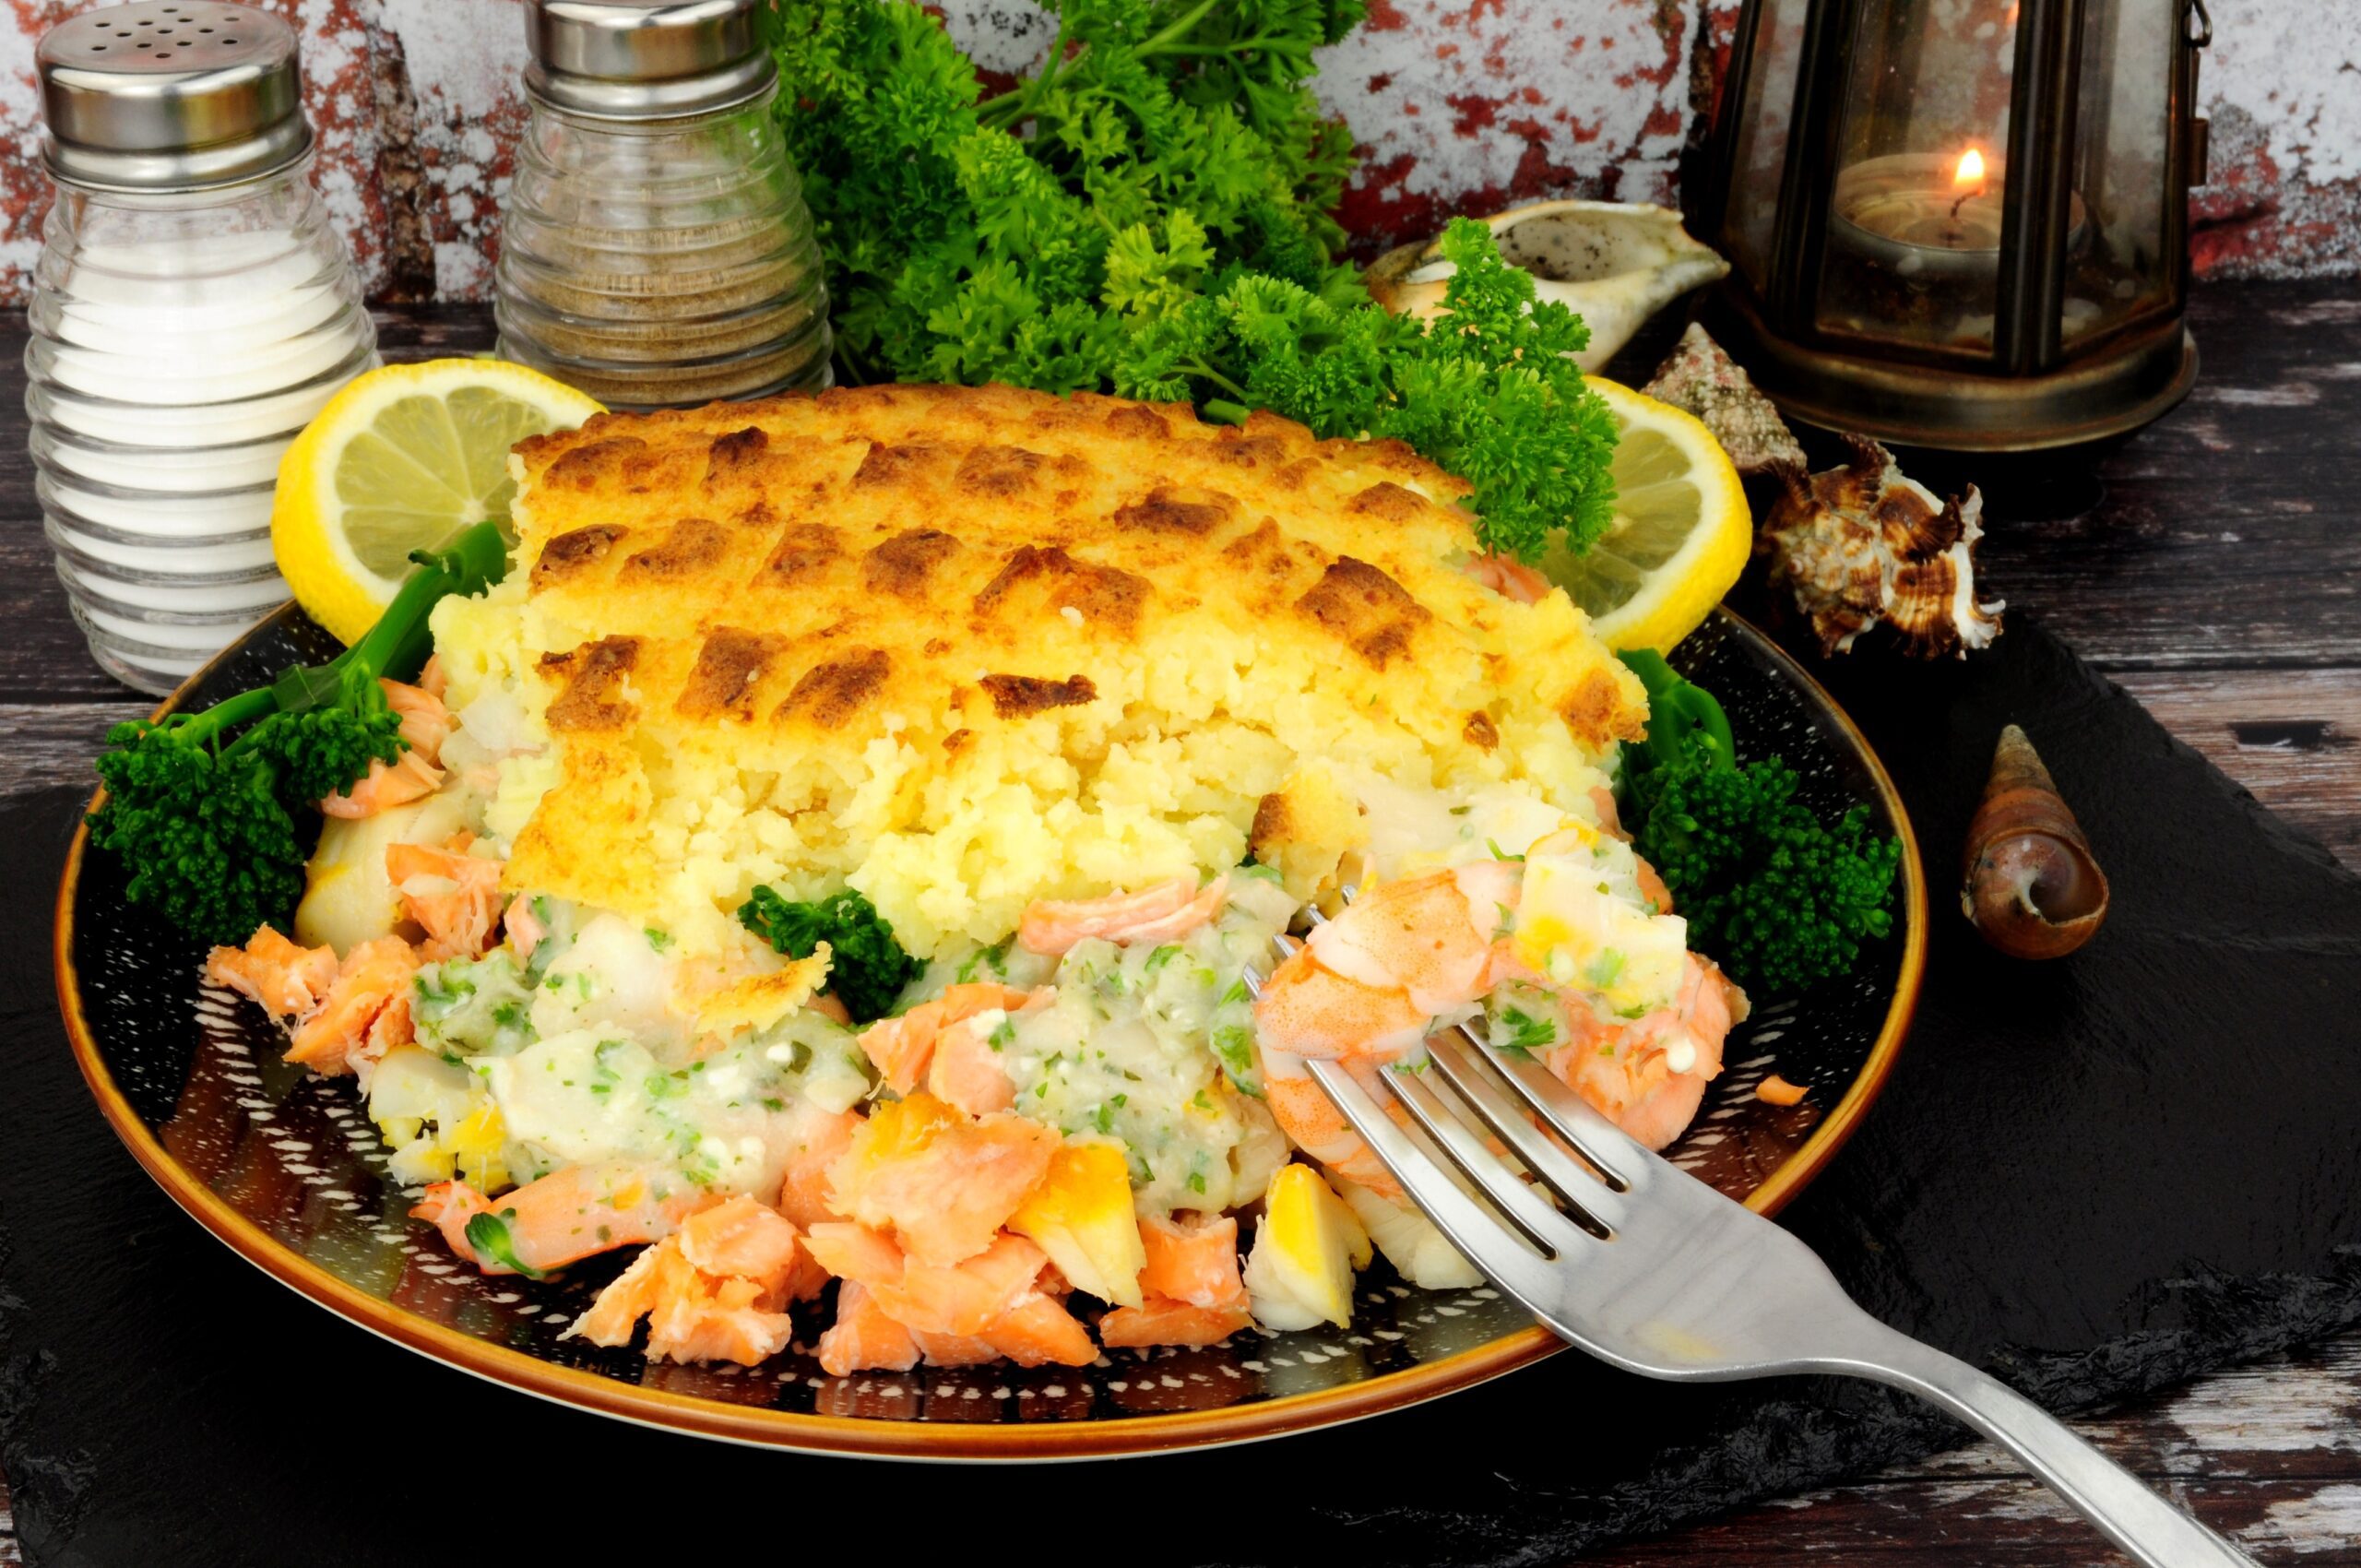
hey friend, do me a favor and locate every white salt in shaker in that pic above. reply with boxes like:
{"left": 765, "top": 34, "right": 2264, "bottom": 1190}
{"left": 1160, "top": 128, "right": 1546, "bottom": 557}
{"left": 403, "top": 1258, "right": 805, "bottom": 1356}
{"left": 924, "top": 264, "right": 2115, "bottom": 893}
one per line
{"left": 29, "top": 2, "right": 379, "bottom": 695}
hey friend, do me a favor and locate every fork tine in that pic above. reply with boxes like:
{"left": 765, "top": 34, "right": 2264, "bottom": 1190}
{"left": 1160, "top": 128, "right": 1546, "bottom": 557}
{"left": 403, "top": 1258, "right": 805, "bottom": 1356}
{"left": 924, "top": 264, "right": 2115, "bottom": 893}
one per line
{"left": 1302, "top": 1056, "right": 1565, "bottom": 1305}
{"left": 1357, "top": 1055, "right": 1596, "bottom": 1248}
{"left": 1474, "top": 1038, "right": 1661, "bottom": 1179}
{"left": 1424, "top": 1028, "right": 1631, "bottom": 1226}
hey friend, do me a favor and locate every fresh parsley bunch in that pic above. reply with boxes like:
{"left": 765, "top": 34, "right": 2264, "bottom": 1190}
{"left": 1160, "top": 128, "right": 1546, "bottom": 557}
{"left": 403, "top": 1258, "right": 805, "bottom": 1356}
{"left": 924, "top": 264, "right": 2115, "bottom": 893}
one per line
{"left": 768, "top": 0, "right": 1621, "bottom": 562}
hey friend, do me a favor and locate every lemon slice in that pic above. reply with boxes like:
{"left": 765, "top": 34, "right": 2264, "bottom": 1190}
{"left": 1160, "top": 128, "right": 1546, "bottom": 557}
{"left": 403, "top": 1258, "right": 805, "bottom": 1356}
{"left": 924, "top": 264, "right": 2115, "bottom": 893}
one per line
{"left": 273, "top": 359, "right": 604, "bottom": 644}
{"left": 1539, "top": 377, "right": 1750, "bottom": 655}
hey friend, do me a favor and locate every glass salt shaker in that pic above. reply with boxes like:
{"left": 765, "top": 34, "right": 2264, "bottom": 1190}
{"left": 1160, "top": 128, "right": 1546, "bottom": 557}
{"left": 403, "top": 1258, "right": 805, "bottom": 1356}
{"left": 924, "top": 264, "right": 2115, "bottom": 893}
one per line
{"left": 497, "top": 0, "right": 832, "bottom": 408}
{"left": 27, "top": 2, "right": 380, "bottom": 696}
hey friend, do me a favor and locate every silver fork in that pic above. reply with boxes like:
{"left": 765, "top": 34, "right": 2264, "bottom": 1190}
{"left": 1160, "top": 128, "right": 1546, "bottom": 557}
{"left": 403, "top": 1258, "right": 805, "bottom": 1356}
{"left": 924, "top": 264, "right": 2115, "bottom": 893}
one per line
{"left": 1244, "top": 927, "right": 2257, "bottom": 1568}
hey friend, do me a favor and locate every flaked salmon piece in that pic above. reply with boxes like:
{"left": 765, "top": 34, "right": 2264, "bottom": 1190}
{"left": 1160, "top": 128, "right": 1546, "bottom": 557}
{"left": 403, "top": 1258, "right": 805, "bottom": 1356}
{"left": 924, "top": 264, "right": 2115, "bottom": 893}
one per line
{"left": 801, "top": 1220, "right": 906, "bottom": 1288}
{"left": 417, "top": 655, "right": 449, "bottom": 702}
{"left": 413, "top": 1159, "right": 713, "bottom": 1277}
{"left": 907, "top": 1325, "right": 999, "bottom": 1365}
{"left": 854, "top": 982, "right": 1033, "bottom": 1096}
{"left": 642, "top": 1247, "right": 796, "bottom": 1366}
{"left": 876, "top": 1233, "right": 1048, "bottom": 1336}
{"left": 204, "top": 926, "right": 338, "bottom": 1021}
{"left": 816, "top": 1281, "right": 920, "bottom": 1377}
{"left": 386, "top": 840, "right": 506, "bottom": 960}
{"left": 569, "top": 1243, "right": 662, "bottom": 1346}
{"left": 569, "top": 1196, "right": 817, "bottom": 1366}
{"left": 977, "top": 1289, "right": 1097, "bottom": 1367}
{"left": 384, "top": 678, "right": 451, "bottom": 763}
{"left": 1136, "top": 1211, "right": 1246, "bottom": 1309}
{"left": 775, "top": 1107, "right": 860, "bottom": 1231}
{"left": 678, "top": 1194, "right": 822, "bottom": 1300}
{"left": 1016, "top": 874, "right": 1228, "bottom": 957}
{"left": 285, "top": 936, "right": 420, "bottom": 1075}
{"left": 827, "top": 1092, "right": 1059, "bottom": 1266}
{"left": 503, "top": 895, "right": 548, "bottom": 962}
{"left": 1098, "top": 1292, "right": 1253, "bottom": 1348}
{"left": 802, "top": 1224, "right": 1049, "bottom": 1337}
{"left": 321, "top": 748, "right": 445, "bottom": 819}
{"left": 925, "top": 1013, "right": 1016, "bottom": 1115}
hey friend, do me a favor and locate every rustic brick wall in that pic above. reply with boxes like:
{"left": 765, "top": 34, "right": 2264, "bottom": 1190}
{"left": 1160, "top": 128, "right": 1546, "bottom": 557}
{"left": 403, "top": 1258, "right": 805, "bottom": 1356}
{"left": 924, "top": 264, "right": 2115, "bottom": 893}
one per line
{"left": 0, "top": 0, "right": 2349, "bottom": 307}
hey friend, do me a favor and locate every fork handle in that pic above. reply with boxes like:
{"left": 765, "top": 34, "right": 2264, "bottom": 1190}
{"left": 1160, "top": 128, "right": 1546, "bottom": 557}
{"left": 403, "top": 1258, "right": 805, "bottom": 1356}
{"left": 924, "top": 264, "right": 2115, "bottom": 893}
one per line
{"left": 1833, "top": 1326, "right": 2259, "bottom": 1568}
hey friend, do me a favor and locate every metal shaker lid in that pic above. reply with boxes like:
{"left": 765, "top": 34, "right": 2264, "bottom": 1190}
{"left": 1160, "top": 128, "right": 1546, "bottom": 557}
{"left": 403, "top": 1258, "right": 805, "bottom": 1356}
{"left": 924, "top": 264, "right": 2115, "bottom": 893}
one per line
{"left": 37, "top": 3, "right": 310, "bottom": 192}
{"left": 524, "top": 0, "right": 775, "bottom": 121}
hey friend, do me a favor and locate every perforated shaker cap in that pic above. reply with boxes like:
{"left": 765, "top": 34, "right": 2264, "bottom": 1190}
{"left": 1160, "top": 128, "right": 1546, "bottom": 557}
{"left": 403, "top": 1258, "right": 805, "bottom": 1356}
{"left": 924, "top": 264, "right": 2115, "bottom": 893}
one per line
{"left": 36, "top": 3, "right": 310, "bottom": 192}
{"left": 525, "top": 0, "right": 774, "bottom": 121}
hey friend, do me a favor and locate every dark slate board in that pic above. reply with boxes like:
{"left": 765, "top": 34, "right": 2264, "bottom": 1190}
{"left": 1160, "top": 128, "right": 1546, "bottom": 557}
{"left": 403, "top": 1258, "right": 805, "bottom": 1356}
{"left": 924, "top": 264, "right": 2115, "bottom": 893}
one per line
{"left": 5, "top": 612, "right": 2359, "bottom": 1568}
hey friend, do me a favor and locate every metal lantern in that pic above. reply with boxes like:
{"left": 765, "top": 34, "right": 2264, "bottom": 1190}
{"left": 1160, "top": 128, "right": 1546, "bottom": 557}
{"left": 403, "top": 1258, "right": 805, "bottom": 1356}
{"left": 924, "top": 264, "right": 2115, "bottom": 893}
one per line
{"left": 1694, "top": 0, "right": 2212, "bottom": 450}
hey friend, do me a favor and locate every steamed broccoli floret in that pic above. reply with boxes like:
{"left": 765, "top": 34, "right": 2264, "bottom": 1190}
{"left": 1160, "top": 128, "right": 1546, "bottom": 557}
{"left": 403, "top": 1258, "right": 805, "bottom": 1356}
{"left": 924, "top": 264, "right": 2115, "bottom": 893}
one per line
{"left": 1616, "top": 648, "right": 1901, "bottom": 995}
{"left": 1634, "top": 758, "right": 1902, "bottom": 995}
{"left": 738, "top": 885, "right": 919, "bottom": 1023}
{"left": 88, "top": 521, "right": 509, "bottom": 945}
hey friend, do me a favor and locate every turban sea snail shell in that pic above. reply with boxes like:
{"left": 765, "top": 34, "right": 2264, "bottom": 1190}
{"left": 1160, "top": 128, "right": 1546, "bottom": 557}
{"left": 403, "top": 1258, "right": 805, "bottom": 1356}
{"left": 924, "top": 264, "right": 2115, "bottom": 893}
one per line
{"left": 1961, "top": 725, "right": 2109, "bottom": 959}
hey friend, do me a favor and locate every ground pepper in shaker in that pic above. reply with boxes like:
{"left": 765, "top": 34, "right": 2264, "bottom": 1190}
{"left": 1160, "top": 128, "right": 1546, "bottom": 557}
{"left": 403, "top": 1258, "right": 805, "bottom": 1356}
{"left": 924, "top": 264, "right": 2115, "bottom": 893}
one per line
{"left": 497, "top": 0, "right": 832, "bottom": 408}
{"left": 27, "top": 1, "right": 380, "bottom": 696}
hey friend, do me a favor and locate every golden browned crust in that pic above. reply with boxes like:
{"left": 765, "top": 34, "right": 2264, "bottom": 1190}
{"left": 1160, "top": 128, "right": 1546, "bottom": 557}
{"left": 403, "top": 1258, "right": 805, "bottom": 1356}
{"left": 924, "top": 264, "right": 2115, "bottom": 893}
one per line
{"left": 502, "top": 383, "right": 1646, "bottom": 867}
{"left": 979, "top": 672, "right": 1098, "bottom": 718}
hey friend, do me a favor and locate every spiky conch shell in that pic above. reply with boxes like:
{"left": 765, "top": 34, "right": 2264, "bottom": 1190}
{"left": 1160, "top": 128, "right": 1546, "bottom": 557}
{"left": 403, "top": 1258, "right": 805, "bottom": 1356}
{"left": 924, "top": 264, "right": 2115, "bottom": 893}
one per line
{"left": 1757, "top": 434, "right": 2005, "bottom": 659}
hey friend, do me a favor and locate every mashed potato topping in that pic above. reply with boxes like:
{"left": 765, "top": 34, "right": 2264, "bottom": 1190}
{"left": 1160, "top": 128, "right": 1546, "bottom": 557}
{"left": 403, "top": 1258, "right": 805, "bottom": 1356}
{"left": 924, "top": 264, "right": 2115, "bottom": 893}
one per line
{"left": 431, "top": 381, "right": 1646, "bottom": 957}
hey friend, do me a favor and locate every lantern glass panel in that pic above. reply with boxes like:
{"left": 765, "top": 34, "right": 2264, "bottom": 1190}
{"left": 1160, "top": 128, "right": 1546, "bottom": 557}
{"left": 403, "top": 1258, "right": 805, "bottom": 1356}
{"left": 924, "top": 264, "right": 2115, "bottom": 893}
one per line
{"left": 2065, "top": 0, "right": 2175, "bottom": 347}
{"left": 1814, "top": 0, "right": 2022, "bottom": 358}
{"left": 1722, "top": 0, "right": 1809, "bottom": 291}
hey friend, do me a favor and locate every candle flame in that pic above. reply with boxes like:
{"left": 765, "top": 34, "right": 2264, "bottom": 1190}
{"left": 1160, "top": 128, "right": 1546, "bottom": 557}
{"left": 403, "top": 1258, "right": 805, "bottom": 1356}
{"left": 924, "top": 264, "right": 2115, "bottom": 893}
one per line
{"left": 1954, "top": 148, "right": 1987, "bottom": 188}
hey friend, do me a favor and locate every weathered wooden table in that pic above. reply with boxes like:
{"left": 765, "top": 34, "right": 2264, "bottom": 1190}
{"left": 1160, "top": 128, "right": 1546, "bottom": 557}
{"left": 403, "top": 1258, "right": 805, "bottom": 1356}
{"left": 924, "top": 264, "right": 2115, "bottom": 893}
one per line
{"left": 2, "top": 284, "right": 2355, "bottom": 1564}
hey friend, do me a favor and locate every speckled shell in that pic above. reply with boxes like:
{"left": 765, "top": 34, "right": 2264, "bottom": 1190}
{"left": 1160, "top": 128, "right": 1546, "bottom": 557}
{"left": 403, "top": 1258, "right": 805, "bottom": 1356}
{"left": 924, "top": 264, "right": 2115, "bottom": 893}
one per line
{"left": 1643, "top": 322, "right": 1808, "bottom": 479}
{"left": 1758, "top": 434, "right": 2005, "bottom": 660}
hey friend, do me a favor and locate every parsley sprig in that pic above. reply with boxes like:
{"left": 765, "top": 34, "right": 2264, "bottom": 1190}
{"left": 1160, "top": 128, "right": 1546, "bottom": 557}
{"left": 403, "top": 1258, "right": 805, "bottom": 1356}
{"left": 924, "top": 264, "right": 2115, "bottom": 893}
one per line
{"left": 769, "top": 0, "right": 1620, "bottom": 562}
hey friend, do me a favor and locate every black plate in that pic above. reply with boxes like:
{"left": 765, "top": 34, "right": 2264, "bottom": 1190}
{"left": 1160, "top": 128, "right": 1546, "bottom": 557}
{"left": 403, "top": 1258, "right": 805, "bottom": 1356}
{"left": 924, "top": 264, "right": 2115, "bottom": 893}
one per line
{"left": 55, "top": 603, "right": 1925, "bottom": 1458}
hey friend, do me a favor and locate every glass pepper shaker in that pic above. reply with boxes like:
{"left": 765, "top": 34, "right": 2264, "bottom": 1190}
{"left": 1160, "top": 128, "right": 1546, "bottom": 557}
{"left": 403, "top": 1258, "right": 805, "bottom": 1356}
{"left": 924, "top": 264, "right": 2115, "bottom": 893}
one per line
{"left": 27, "top": 2, "right": 380, "bottom": 696}
{"left": 498, "top": 0, "right": 832, "bottom": 409}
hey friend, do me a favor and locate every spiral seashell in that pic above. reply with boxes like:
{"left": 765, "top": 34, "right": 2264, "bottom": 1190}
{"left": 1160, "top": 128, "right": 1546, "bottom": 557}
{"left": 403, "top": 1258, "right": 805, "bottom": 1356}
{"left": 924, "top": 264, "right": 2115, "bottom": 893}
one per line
{"left": 1961, "top": 725, "right": 2108, "bottom": 959}
{"left": 1758, "top": 434, "right": 2004, "bottom": 659}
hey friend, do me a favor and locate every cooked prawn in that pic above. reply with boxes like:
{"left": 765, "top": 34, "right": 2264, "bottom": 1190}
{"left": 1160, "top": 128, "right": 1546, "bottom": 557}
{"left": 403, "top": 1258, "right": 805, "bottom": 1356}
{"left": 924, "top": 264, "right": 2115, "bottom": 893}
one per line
{"left": 1253, "top": 861, "right": 1519, "bottom": 1060}
{"left": 1261, "top": 1049, "right": 1407, "bottom": 1200}
{"left": 386, "top": 839, "right": 505, "bottom": 959}
{"left": 1464, "top": 552, "right": 1554, "bottom": 605}
{"left": 1545, "top": 954, "right": 1742, "bottom": 1150}
{"left": 283, "top": 935, "right": 418, "bottom": 1078}
{"left": 1017, "top": 874, "right": 1228, "bottom": 956}
{"left": 204, "top": 926, "right": 338, "bottom": 1021}
{"left": 412, "top": 1159, "right": 715, "bottom": 1277}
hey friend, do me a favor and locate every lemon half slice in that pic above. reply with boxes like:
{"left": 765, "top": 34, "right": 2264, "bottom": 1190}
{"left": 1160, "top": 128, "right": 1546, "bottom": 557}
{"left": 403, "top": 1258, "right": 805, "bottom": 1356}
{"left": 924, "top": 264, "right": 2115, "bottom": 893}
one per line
{"left": 1540, "top": 377, "right": 1750, "bottom": 655}
{"left": 273, "top": 359, "right": 604, "bottom": 644}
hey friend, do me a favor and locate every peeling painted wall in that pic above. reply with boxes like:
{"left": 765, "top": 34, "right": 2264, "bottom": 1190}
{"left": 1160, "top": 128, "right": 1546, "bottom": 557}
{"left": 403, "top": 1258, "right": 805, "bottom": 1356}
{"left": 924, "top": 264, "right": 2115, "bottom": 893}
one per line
{"left": 0, "top": 0, "right": 2348, "bottom": 307}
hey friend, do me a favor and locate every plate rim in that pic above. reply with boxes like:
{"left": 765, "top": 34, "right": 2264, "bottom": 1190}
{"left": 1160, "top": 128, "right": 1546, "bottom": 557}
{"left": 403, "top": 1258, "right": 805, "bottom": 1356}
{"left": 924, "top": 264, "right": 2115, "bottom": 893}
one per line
{"left": 52, "top": 602, "right": 1928, "bottom": 1460}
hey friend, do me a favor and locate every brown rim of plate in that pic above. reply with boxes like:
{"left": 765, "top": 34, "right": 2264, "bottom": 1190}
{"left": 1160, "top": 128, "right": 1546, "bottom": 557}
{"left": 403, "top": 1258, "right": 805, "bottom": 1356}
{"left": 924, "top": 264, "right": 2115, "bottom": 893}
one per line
{"left": 52, "top": 604, "right": 1928, "bottom": 1461}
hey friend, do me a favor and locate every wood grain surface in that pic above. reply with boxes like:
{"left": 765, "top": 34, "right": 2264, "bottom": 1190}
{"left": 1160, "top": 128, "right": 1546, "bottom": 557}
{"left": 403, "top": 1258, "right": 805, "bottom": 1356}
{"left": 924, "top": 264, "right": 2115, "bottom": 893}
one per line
{"left": 2, "top": 283, "right": 2355, "bottom": 1564}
